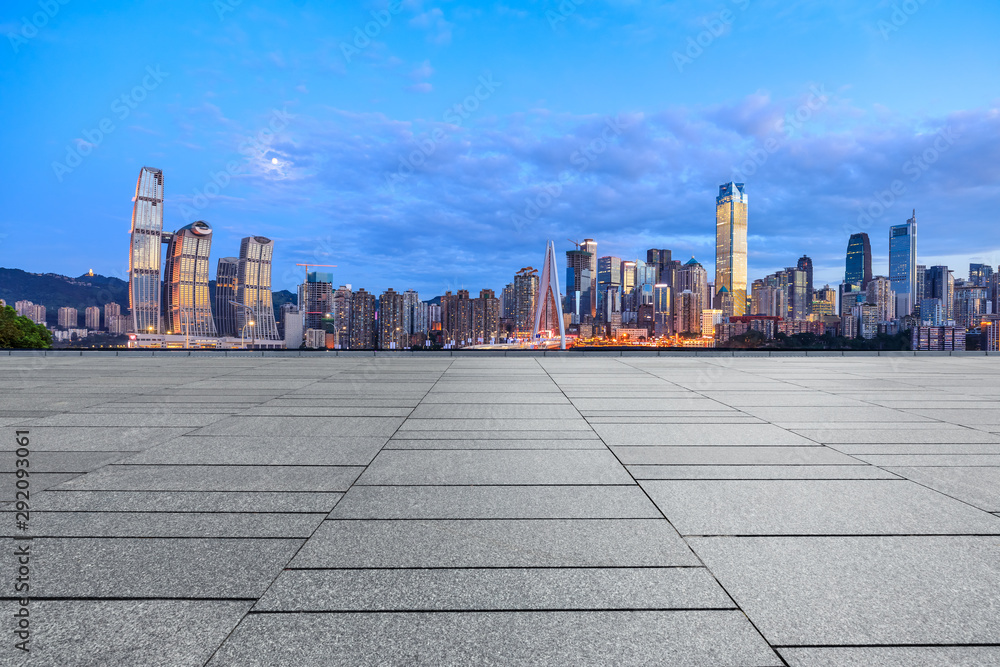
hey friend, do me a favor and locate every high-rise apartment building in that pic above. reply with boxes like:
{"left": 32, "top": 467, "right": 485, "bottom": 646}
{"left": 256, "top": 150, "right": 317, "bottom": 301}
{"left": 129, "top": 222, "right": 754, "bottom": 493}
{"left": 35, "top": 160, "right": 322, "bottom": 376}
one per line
{"left": 236, "top": 236, "right": 279, "bottom": 341}
{"left": 332, "top": 286, "right": 352, "bottom": 348}
{"left": 514, "top": 268, "right": 539, "bottom": 336}
{"left": 866, "top": 276, "right": 895, "bottom": 322}
{"left": 845, "top": 233, "right": 873, "bottom": 290}
{"left": 162, "top": 221, "right": 217, "bottom": 337}
{"left": 214, "top": 257, "right": 239, "bottom": 337}
{"left": 812, "top": 286, "right": 837, "bottom": 316}
{"left": 473, "top": 289, "right": 500, "bottom": 343}
{"left": 378, "top": 288, "right": 407, "bottom": 350}
{"left": 58, "top": 307, "right": 78, "bottom": 329}
{"left": 128, "top": 166, "right": 165, "bottom": 333}
{"left": 85, "top": 306, "right": 101, "bottom": 330}
{"left": 970, "top": 263, "right": 994, "bottom": 288}
{"left": 401, "top": 289, "right": 421, "bottom": 338}
{"left": 501, "top": 283, "right": 516, "bottom": 321}
{"left": 954, "top": 284, "right": 989, "bottom": 330}
{"left": 349, "top": 288, "right": 376, "bottom": 350}
{"left": 442, "top": 290, "right": 475, "bottom": 346}
{"left": 715, "top": 182, "right": 748, "bottom": 316}
{"left": 889, "top": 210, "right": 918, "bottom": 317}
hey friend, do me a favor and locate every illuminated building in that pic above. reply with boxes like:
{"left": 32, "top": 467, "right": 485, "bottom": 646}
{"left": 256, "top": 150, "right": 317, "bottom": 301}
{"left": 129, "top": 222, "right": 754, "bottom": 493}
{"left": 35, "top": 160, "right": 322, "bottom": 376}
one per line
{"left": 473, "top": 289, "right": 500, "bottom": 343}
{"left": 236, "top": 236, "right": 280, "bottom": 342}
{"left": 653, "top": 284, "right": 672, "bottom": 337}
{"left": 796, "top": 255, "right": 813, "bottom": 314}
{"left": 128, "top": 166, "right": 165, "bottom": 333}
{"left": 514, "top": 267, "right": 538, "bottom": 336}
{"left": 378, "top": 288, "right": 407, "bottom": 350}
{"left": 715, "top": 182, "right": 748, "bottom": 316}
{"left": 349, "top": 288, "right": 376, "bottom": 350}
{"left": 866, "top": 276, "right": 895, "bottom": 322}
{"left": 163, "top": 221, "right": 217, "bottom": 337}
{"left": 924, "top": 265, "right": 955, "bottom": 322}
{"left": 954, "top": 285, "right": 988, "bottom": 330}
{"left": 533, "top": 240, "right": 566, "bottom": 349}
{"left": 301, "top": 272, "right": 333, "bottom": 331}
{"left": 332, "top": 286, "right": 352, "bottom": 349}
{"left": 845, "top": 233, "right": 872, "bottom": 290}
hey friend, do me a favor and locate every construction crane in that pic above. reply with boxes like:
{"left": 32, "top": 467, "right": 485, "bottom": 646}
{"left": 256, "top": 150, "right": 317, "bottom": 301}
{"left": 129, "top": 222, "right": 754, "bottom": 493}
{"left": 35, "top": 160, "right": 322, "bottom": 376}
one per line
{"left": 567, "top": 239, "right": 581, "bottom": 249}
{"left": 295, "top": 263, "right": 337, "bottom": 281}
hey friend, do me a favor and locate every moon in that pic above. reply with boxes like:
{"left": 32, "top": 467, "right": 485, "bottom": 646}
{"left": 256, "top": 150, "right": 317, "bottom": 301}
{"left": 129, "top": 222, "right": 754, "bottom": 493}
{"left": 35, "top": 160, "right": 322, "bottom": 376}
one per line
{"left": 271, "top": 157, "right": 278, "bottom": 164}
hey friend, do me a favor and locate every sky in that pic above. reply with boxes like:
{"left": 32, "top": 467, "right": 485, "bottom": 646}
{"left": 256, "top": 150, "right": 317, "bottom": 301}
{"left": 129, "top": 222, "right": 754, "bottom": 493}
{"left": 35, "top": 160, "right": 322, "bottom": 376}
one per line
{"left": 1, "top": 0, "right": 998, "bottom": 297}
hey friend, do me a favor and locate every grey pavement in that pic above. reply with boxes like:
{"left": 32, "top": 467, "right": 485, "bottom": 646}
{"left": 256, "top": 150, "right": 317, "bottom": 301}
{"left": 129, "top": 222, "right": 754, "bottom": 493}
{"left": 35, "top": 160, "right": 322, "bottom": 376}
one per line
{"left": 2, "top": 354, "right": 999, "bottom": 665}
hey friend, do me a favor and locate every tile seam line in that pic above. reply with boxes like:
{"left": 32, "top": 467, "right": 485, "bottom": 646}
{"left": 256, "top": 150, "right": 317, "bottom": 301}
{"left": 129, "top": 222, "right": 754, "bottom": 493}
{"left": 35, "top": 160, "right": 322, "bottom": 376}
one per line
{"left": 198, "top": 357, "right": 454, "bottom": 667}
{"left": 608, "top": 356, "right": 796, "bottom": 664}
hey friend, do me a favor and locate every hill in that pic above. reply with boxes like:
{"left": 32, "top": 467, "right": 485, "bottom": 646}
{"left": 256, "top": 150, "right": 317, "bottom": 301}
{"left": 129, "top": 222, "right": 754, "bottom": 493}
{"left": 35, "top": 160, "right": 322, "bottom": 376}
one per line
{"left": 0, "top": 268, "right": 295, "bottom": 327}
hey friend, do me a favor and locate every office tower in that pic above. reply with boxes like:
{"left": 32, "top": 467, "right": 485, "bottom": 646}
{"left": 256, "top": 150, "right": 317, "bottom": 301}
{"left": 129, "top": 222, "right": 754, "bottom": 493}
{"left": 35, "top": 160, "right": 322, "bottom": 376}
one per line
{"left": 620, "top": 260, "right": 636, "bottom": 295}
{"left": 653, "top": 284, "right": 672, "bottom": 337}
{"left": 954, "top": 284, "right": 989, "bottom": 330}
{"left": 970, "top": 263, "right": 994, "bottom": 288}
{"left": 301, "top": 271, "right": 333, "bottom": 331}
{"left": 235, "top": 236, "right": 279, "bottom": 341}
{"left": 565, "top": 245, "right": 595, "bottom": 324}
{"left": 701, "top": 309, "right": 723, "bottom": 337}
{"left": 57, "top": 307, "right": 78, "bottom": 328}
{"left": 646, "top": 249, "right": 672, "bottom": 283}
{"left": 128, "top": 166, "right": 165, "bottom": 333}
{"left": 162, "top": 221, "right": 217, "bottom": 337}
{"left": 715, "top": 182, "right": 748, "bottom": 316}
{"left": 533, "top": 240, "right": 567, "bottom": 349}
{"left": 581, "top": 239, "right": 597, "bottom": 313}
{"left": 845, "top": 233, "right": 873, "bottom": 290}
{"left": 85, "top": 306, "right": 100, "bottom": 330}
{"left": 752, "top": 283, "right": 787, "bottom": 318}
{"left": 676, "top": 257, "right": 708, "bottom": 325}
{"left": 473, "top": 289, "right": 500, "bottom": 343}
{"left": 925, "top": 266, "right": 955, "bottom": 321}
{"left": 514, "top": 268, "right": 539, "bottom": 336}
{"left": 914, "top": 264, "right": 927, "bottom": 316}
{"left": 283, "top": 306, "right": 302, "bottom": 349}
{"left": 378, "top": 288, "right": 406, "bottom": 350}
{"left": 349, "top": 288, "right": 376, "bottom": 349}
{"left": 866, "top": 276, "right": 895, "bottom": 322}
{"left": 214, "top": 257, "right": 239, "bottom": 337}
{"left": 920, "top": 299, "right": 944, "bottom": 326}
{"left": 501, "top": 283, "right": 516, "bottom": 320}
{"left": 442, "top": 290, "right": 474, "bottom": 346}
{"left": 889, "top": 210, "right": 918, "bottom": 317}
{"left": 796, "top": 256, "right": 814, "bottom": 314}
{"left": 854, "top": 303, "right": 879, "bottom": 339}
{"left": 597, "top": 256, "right": 622, "bottom": 322}
{"left": 332, "top": 286, "right": 352, "bottom": 348}
{"left": 787, "top": 267, "right": 809, "bottom": 320}
{"left": 812, "top": 286, "right": 837, "bottom": 316}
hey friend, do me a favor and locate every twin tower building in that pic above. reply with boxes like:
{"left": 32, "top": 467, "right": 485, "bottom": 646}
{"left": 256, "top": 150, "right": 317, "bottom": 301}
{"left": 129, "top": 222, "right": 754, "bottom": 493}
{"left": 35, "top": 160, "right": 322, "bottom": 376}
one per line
{"left": 127, "top": 166, "right": 280, "bottom": 343}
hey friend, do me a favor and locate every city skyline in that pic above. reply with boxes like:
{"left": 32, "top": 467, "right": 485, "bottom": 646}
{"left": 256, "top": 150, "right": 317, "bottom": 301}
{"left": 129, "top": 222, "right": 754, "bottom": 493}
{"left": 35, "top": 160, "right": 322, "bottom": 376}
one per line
{"left": 2, "top": 1, "right": 999, "bottom": 296}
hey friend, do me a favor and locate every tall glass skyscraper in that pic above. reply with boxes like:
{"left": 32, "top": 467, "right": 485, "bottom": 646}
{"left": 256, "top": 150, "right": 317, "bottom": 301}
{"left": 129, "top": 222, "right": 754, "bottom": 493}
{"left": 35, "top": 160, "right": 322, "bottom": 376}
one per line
{"left": 214, "top": 257, "right": 239, "bottom": 337}
{"left": 889, "top": 210, "right": 918, "bottom": 317}
{"left": 128, "top": 166, "right": 165, "bottom": 333}
{"left": 162, "top": 221, "right": 217, "bottom": 337}
{"left": 845, "top": 233, "right": 873, "bottom": 289}
{"left": 237, "top": 236, "right": 280, "bottom": 341}
{"left": 715, "top": 182, "right": 748, "bottom": 316}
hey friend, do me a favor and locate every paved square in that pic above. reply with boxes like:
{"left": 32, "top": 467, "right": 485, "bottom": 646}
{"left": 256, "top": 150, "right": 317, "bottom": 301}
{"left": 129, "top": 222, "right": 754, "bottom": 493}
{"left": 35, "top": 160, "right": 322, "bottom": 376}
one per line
{"left": 3, "top": 353, "right": 1000, "bottom": 665}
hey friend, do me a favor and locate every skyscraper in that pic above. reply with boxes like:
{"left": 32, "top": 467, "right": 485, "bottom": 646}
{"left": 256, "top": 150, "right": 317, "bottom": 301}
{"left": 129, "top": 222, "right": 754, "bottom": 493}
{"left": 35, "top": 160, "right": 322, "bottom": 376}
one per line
{"left": 787, "top": 267, "right": 809, "bottom": 321}
{"left": 378, "top": 288, "right": 406, "bottom": 350}
{"left": 214, "top": 257, "right": 239, "bottom": 337}
{"left": 58, "top": 307, "right": 78, "bottom": 328}
{"left": 597, "top": 256, "right": 622, "bottom": 323}
{"left": 473, "top": 289, "right": 500, "bottom": 343}
{"left": 796, "top": 255, "right": 814, "bottom": 314}
{"left": 925, "top": 265, "right": 955, "bottom": 321}
{"left": 970, "top": 263, "right": 994, "bottom": 288}
{"left": 845, "top": 233, "right": 873, "bottom": 290}
{"left": 301, "top": 271, "right": 333, "bottom": 331}
{"left": 889, "top": 210, "right": 918, "bottom": 317}
{"left": 236, "top": 236, "right": 280, "bottom": 341}
{"left": 715, "top": 182, "right": 748, "bottom": 316}
{"left": 513, "top": 267, "right": 538, "bottom": 336}
{"left": 565, "top": 244, "right": 595, "bottom": 324}
{"left": 163, "top": 221, "right": 217, "bottom": 337}
{"left": 332, "top": 286, "right": 352, "bottom": 348}
{"left": 653, "top": 284, "right": 672, "bottom": 337}
{"left": 349, "top": 288, "right": 376, "bottom": 350}
{"left": 128, "top": 166, "right": 165, "bottom": 333}
{"left": 866, "top": 276, "right": 895, "bottom": 322}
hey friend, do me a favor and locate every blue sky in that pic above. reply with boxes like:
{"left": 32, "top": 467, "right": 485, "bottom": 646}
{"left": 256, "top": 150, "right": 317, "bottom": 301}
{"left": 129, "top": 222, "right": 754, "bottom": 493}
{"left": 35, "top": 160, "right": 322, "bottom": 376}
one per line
{"left": 1, "top": 0, "right": 998, "bottom": 296}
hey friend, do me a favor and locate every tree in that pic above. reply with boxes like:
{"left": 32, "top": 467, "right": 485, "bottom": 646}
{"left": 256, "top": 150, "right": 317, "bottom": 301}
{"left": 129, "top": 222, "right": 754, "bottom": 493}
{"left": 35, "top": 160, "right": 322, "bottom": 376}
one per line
{"left": 0, "top": 306, "right": 53, "bottom": 349}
